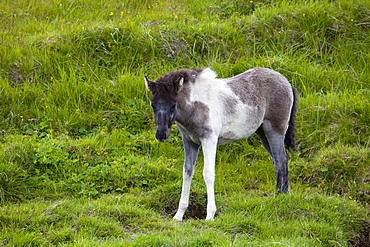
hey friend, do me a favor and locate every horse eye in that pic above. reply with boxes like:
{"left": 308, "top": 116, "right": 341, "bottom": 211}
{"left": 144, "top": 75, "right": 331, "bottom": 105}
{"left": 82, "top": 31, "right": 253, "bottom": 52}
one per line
{"left": 170, "top": 103, "right": 176, "bottom": 112}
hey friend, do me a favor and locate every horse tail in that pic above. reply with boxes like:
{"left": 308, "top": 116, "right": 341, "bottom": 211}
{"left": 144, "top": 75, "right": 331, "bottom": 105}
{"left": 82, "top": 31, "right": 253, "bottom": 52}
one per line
{"left": 284, "top": 87, "right": 298, "bottom": 150}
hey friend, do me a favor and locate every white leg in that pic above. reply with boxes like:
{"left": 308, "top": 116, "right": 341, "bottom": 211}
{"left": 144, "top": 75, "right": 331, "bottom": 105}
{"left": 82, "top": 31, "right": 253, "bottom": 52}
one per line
{"left": 173, "top": 168, "right": 194, "bottom": 221}
{"left": 202, "top": 139, "right": 218, "bottom": 221}
{"left": 173, "top": 138, "right": 199, "bottom": 221}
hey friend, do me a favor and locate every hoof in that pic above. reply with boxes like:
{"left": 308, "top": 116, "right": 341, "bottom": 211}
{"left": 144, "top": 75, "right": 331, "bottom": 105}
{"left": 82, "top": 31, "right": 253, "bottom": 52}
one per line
{"left": 173, "top": 215, "right": 183, "bottom": 222}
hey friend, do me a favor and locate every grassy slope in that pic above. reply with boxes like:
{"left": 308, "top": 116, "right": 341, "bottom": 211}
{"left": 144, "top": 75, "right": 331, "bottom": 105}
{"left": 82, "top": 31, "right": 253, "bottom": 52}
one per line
{"left": 0, "top": 0, "right": 369, "bottom": 246}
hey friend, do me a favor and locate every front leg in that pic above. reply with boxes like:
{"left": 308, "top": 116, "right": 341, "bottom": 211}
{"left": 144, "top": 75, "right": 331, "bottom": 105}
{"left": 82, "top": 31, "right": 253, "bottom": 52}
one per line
{"left": 201, "top": 138, "right": 218, "bottom": 221}
{"left": 173, "top": 137, "right": 200, "bottom": 221}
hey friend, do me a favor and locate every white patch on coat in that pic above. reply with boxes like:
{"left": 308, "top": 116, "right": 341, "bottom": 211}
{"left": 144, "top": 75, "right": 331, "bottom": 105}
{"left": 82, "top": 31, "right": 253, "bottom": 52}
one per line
{"left": 188, "top": 68, "right": 263, "bottom": 145}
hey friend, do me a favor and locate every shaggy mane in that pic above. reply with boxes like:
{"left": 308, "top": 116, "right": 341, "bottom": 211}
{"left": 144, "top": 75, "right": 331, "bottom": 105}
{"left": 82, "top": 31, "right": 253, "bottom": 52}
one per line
{"left": 197, "top": 68, "right": 217, "bottom": 81}
{"left": 153, "top": 68, "right": 217, "bottom": 93}
{"left": 156, "top": 68, "right": 205, "bottom": 85}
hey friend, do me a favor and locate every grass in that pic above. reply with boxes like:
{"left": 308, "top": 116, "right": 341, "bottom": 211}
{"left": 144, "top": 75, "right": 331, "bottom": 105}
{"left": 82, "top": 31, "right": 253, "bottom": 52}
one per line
{"left": 0, "top": 0, "right": 369, "bottom": 246}
{"left": 0, "top": 192, "right": 367, "bottom": 246}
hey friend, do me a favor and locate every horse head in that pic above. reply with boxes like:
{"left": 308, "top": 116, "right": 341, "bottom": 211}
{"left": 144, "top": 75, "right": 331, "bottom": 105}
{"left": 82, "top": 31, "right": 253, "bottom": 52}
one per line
{"left": 145, "top": 74, "right": 184, "bottom": 142}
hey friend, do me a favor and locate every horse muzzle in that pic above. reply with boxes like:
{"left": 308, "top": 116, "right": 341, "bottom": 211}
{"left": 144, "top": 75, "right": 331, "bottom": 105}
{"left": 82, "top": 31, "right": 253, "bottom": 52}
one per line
{"left": 155, "top": 126, "right": 170, "bottom": 142}
{"left": 154, "top": 111, "right": 175, "bottom": 142}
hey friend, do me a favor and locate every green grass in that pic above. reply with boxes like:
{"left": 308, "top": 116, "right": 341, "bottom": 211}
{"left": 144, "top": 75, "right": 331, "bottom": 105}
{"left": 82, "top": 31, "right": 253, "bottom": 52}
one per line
{"left": 0, "top": 0, "right": 369, "bottom": 246}
{"left": 0, "top": 192, "right": 367, "bottom": 246}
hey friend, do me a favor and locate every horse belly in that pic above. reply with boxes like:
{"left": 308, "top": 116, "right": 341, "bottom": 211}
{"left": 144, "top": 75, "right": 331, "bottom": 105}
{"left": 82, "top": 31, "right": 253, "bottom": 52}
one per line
{"left": 219, "top": 125, "right": 257, "bottom": 144}
{"left": 218, "top": 109, "right": 262, "bottom": 144}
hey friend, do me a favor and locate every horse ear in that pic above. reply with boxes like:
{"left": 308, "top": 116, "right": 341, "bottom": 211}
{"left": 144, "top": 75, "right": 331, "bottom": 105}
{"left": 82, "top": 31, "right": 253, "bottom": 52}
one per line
{"left": 177, "top": 77, "right": 184, "bottom": 92}
{"left": 144, "top": 76, "right": 155, "bottom": 92}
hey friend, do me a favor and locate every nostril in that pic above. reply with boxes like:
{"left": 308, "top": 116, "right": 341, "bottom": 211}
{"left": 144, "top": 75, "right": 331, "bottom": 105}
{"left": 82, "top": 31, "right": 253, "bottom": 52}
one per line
{"left": 156, "top": 126, "right": 169, "bottom": 142}
{"left": 155, "top": 134, "right": 168, "bottom": 142}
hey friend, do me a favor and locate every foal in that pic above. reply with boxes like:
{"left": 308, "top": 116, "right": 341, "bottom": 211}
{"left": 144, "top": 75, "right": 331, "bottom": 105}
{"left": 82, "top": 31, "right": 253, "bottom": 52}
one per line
{"left": 145, "top": 67, "right": 298, "bottom": 221}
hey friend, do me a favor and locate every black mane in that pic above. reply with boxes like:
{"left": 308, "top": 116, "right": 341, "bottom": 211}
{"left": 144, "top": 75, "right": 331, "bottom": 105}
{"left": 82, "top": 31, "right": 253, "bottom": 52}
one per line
{"left": 155, "top": 68, "right": 204, "bottom": 93}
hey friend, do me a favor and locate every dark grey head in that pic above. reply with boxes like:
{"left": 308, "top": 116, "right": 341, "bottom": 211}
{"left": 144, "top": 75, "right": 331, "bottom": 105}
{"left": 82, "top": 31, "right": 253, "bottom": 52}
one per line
{"left": 145, "top": 73, "right": 184, "bottom": 142}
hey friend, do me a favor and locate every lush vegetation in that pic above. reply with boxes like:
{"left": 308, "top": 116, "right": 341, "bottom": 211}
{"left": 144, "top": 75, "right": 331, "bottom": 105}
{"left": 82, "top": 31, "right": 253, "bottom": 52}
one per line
{"left": 0, "top": 0, "right": 369, "bottom": 246}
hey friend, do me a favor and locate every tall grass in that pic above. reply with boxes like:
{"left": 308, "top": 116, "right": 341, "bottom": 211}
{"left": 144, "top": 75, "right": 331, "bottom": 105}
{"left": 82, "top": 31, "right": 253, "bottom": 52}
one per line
{"left": 0, "top": 0, "right": 369, "bottom": 245}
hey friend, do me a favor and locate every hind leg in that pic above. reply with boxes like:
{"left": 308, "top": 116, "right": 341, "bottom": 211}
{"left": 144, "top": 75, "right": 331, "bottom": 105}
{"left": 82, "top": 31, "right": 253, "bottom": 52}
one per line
{"left": 260, "top": 121, "right": 289, "bottom": 193}
{"left": 256, "top": 126, "right": 271, "bottom": 155}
